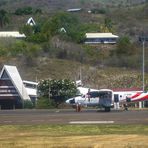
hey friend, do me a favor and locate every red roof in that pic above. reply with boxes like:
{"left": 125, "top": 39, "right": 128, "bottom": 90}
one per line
{"left": 112, "top": 88, "right": 142, "bottom": 92}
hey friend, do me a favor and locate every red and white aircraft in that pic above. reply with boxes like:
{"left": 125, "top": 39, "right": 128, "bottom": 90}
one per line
{"left": 112, "top": 88, "right": 142, "bottom": 103}
{"left": 128, "top": 92, "right": 148, "bottom": 102}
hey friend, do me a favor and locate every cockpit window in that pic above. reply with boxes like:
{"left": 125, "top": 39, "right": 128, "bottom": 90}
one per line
{"left": 69, "top": 99, "right": 75, "bottom": 104}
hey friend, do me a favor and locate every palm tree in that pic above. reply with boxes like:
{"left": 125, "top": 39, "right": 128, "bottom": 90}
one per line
{"left": 0, "top": 9, "right": 9, "bottom": 28}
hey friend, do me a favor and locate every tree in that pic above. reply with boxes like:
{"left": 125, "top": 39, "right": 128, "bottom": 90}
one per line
{"left": 49, "top": 12, "right": 79, "bottom": 35}
{"left": 0, "top": 9, "right": 9, "bottom": 28}
{"left": 20, "top": 24, "right": 34, "bottom": 36}
{"left": 38, "top": 79, "right": 77, "bottom": 107}
{"left": 15, "top": 7, "right": 33, "bottom": 15}
{"left": 116, "top": 36, "right": 131, "bottom": 55}
{"left": 104, "top": 18, "right": 113, "bottom": 32}
{"left": 99, "top": 18, "right": 113, "bottom": 33}
{"left": 20, "top": 12, "right": 85, "bottom": 43}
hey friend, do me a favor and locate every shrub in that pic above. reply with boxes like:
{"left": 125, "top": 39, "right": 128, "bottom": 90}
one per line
{"left": 91, "top": 8, "right": 107, "bottom": 14}
{"left": 15, "top": 7, "right": 33, "bottom": 15}
{"left": 37, "top": 79, "right": 77, "bottom": 107}
{"left": 36, "top": 97, "right": 56, "bottom": 109}
{"left": 24, "top": 100, "right": 34, "bottom": 109}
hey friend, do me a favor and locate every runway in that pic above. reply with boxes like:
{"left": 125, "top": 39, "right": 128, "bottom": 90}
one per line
{"left": 0, "top": 109, "right": 148, "bottom": 125}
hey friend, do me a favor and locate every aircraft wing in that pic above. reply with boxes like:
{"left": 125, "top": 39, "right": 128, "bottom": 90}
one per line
{"left": 77, "top": 86, "right": 99, "bottom": 95}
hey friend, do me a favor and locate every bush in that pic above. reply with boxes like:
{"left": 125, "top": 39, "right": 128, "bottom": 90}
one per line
{"left": 36, "top": 97, "right": 56, "bottom": 109}
{"left": 91, "top": 8, "right": 106, "bottom": 14}
{"left": 37, "top": 79, "right": 77, "bottom": 107}
{"left": 15, "top": 7, "right": 33, "bottom": 15}
{"left": 24, "top": 100, "right": 34, "bottom": 109}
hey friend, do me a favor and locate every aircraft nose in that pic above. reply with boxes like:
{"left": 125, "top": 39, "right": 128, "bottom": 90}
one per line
{"left": 65, "top": 99, "right": 70, "bottom": 104}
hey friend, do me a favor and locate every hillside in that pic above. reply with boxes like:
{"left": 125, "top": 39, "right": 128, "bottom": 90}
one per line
{"left": 0, "top": 0, "right": 147, "bottom": 39}
{"left": 0, "top": 0, "right": 146, "bottom": 11}
{"left": 0, "top": 0, "right": 148, "bottom": 89}
{"left": 0, "top": 57, "right": 147, "bottom": 90}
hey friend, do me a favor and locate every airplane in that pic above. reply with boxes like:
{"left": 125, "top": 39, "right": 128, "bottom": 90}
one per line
{"left": 112, "top": 88, "right": 142, "bottom": 103}
{"left": 66, "top": 85, "right": 143, "bottom": 112}
{"left": 127, "top": 91, "right": 148, "bottom": 102}
{"left": 66, "top": 88, "right": 114, "bottom": 112}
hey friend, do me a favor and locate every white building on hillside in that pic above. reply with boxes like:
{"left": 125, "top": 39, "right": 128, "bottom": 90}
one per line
{"left": 26, "top": 17, "right": 36, "bottom": 26}
{"left": 85, "top": 33, "right": 119, "bottom": 44}
{"left": 0, "top": 31, "right": 25, "bottom": 38}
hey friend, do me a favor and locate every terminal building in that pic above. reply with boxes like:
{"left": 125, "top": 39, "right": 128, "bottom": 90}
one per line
{"left": 0, "top": 65, "right": 37, "bottom": 109}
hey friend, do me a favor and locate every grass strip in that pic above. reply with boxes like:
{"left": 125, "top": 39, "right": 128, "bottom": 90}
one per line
{"left": 0, "top": 124, "right": 148, "bottom": 148}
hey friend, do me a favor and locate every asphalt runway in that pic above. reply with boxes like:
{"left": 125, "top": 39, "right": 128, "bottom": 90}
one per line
{"left": 0, "top": 109, "right": 148, "bottom": 125}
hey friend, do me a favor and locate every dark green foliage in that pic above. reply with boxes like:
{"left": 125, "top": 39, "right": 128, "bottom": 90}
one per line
{"left": 24, "top": 100, "right": 34, "bottom": 109}
{"left": 0, "top": 47, "right": 7, "bottom": 56}
{"left": 0, "top": 1, "right": 7, "bottom": 7}
{"left": 67, "top": 24, "right": 85, "bottom": 43}
{"left": 104, "top": 18, "right": 113, "bottom": 32}
{"left": 116, "top": 36, "right": 132, "bottom": 55}
{"left": 15, "top": 7, "right": 33, "bottom": 15}
{"left": 15, "top": 7, "right": 42, "bottom": 15}
{"left": 20, "top": 25, "right": 34, "bottom": 36}
{"left": 34, "top": 8, "right": 42, "bottom": 14}
{"left": 0, "top": 9, "right": 9, "bottom": 27}
{"left": 7, "top": 40, "right": 41, "bottom": 66}
{"left": 91, "top": 8, "right": 107, "bottom": 14}
{"left": 36, "top": 97, "right": 56, "bottom": 109}
{"left": 49, "top": 12, "right": 85, "bottom": 43}
{"left": 15, "top": 8, "right": 24, "bottom": 15}
{"left": 50, "top": 12, "right": 79, "bottom": 35}
{"left": 20, "top": 12, "right": 86, "bottom": 44}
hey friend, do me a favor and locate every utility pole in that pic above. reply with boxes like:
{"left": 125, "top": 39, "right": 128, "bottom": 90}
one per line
{"left": 139, "top": 36, "right": 148, "bottom": 108}
{"left": 142, "top": 40, "right": 145, "bottom": 92}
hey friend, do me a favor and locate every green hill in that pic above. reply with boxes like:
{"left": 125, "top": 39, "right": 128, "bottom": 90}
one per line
{"left": 0, "top": 0, "right": 148, "bottom": 89}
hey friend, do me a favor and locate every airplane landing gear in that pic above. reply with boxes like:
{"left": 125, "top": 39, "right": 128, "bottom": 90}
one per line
{"left": 76, "top": 103, "right": 81, "bottom": 112}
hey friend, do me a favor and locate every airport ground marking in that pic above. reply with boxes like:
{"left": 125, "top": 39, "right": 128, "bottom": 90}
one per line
{"left": 69, "top": 121, "right": 114, "bottom": 124}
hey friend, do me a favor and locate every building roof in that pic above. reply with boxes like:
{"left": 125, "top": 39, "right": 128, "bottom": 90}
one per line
{"left": 23, "top": 80, "right": 38, "bottom": 96}
{"left": 67, "top": 8, "right": 81, "bottom": 12}
{"left": 86, "top": 33, "right": 119, "bottom": 38}
{"left": 26, "top": 17, "right": 36, "bottom": 26}
{"left": 0, "top": 31, "right": 25, "bottom": 38}
{"left": 0, "top": 65, "right": 30, "bottom": 100}
{"left": 112, "top": 88, "right": 142, "bottom": 92}
{"left": 23, "top": 80, "right": 38, "bottom": 86}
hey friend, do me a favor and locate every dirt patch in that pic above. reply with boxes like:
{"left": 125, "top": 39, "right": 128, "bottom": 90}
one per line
{"left": 52, "top": 135, "right": 148, "bottom": 148}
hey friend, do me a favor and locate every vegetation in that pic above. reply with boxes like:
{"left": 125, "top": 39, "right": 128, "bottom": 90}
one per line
{"left": 0, "top": 9, "right": 9, "bottom": 28}
{"left": 15, "top": 7, "right": 42, "bottom": 15}
{"left": 0, "top": 124, "right": 147, "bottom": 147}
{"left": 37, "top": 79, "right": 77, "bottom": 107}
{"left": 0, "top": 0, "right": 147, "bottom": 90}
{"left": 23, "top": 100, "right": 34, "bottom": 109}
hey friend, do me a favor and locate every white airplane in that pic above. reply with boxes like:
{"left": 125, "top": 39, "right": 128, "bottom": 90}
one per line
{"left": 66, "top": 88, "right": 114, "bottom": 112}
{"left": 66, "top": 86, "right": 143, "bottom": 111}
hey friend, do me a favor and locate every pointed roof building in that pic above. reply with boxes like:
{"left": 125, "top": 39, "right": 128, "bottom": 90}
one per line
{"left": 0, "top": 65, "right": 30, "bottom": 101}
{"left": 0, "top": 65, "right": 31, "bottom": 109}
{"left": 26, "top": 17, "right": 36, "bottom": 26}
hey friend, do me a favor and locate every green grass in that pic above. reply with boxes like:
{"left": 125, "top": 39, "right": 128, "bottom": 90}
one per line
{"left": 0, "top": 124, "right": 148, "bottom": 136}
{"left": 0, "top": 124, "right": 148, "bottom": 148}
